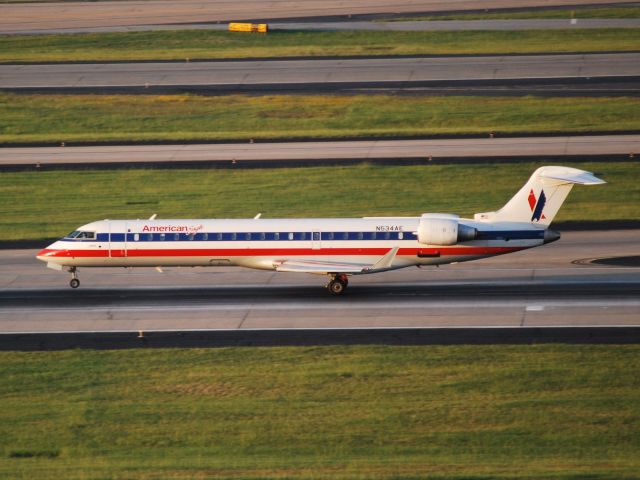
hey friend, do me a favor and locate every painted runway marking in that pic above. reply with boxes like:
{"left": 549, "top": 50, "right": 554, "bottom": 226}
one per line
{"left": 2, "top": 300, "right": 639, "bottom": 314}
{"left": 526, "top": 305, "right": 545, "bottom": 311}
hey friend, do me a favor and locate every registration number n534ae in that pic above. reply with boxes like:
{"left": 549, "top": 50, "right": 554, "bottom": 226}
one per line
{"left": 375, "top": 225, "right": 403, "bottom": 232}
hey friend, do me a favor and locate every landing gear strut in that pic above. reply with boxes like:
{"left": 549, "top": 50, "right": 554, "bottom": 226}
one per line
{"left": 327, "top": 274, "right": 348, "bottom": 295}
{"left": 68, "top": 267, "right": 80, "bottom": 289}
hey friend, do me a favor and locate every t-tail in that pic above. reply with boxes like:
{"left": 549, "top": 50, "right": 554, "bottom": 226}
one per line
{"left": 474, "top": 166, "right": 605, "bottom": 227}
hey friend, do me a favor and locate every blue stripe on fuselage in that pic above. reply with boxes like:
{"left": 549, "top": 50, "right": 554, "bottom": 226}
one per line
{"left": 67, "top": 229, "right": 544, "bottom": 242}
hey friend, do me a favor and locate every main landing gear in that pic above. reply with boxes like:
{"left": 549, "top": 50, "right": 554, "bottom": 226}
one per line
{"left": 327, "top": 274, "right": 349, "bottom": 295}
{"left": 68, "top": 267, "right": 80, "bottom": 289}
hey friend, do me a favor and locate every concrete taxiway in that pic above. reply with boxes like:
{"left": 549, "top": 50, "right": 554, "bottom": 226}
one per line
{"left": 9, "top": 19, "right": 640, "bottom": 35}
{"left": 0, "top": 0, "right": 628, "bottom": 34}
{"left": 2, "top": 54, "right": 638, "bottom": 93}
{"left": 0, "top": 230, "right": 638, "bottom": 335}
{"left": 2, "top": 135, "right": 638, "bottom": 169}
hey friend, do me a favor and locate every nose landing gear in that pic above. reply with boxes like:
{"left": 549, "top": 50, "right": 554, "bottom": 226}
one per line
{"left": 68, "top": 267, "right": 80, "bottom": 288}
{"left": 327, "top": 274, "right": 349, "bottom": 295}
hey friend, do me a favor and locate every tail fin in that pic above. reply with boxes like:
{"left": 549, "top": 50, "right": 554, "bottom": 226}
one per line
{"left": 474, "top": 166, "right": 605, "bottom": 226}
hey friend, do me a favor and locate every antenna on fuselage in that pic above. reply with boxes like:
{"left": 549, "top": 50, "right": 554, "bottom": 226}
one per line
{"left": 149, "top": 213, "right": 157, "bottom": 220}
{"left": 254, "top": 213, "right": 262, "bottom": 219}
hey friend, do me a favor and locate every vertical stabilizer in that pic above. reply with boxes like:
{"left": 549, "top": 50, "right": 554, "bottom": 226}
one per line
{"left": 474, "top": 166, "right": 605, "bottom": 226}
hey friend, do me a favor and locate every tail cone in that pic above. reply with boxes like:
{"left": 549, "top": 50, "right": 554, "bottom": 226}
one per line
{"left": 543, "top": 229, "right": 561, "bottom": 244}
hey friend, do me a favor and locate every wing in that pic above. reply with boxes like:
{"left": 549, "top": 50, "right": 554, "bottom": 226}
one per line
{"left": 275, "top": 259, "right": 369, "bottom": 274}
{"left": 275, "top": 247, "right": 399, "bottom": 275}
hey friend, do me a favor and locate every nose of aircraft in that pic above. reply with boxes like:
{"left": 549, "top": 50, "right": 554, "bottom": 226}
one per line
{"left": 36, "top": 247, "right": 54, "bottom": 262}
{"left": 36, "top": 245, "right": 67, "bottom": 262}
{"left": 543, "top": 229, "right": 561, "bottom": 244}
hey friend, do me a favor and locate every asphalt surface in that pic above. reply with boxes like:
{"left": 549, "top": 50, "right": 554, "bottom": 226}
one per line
{"left": 1, "top": 231, "right": 638, "bottom": 342}
{"left": 8, "top": 19, "right": 640, "bottom": 35}
{"left": 2, "top": 135, "right": 638, "bottom": 169}
{"left": 2, "top": 54, "right": 638, "bottom": 93}
{"left": 0, "top": 0, "right": 627, "bottom": 34}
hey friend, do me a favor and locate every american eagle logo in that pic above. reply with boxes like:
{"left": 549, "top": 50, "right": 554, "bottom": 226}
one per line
{"left": 528, "top": 189, "right": 546, "bottom": 222}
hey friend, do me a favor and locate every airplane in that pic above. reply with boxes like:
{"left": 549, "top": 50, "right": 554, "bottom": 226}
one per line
{"left": 37, "top": 166, "right": 605, "bottom": 295}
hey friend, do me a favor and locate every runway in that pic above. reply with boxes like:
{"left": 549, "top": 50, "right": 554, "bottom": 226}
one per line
{"left": 1, "top": 230, "right": 638, "bottom": 338}
{"left": 0, "top": 0, "right": 626, "bottom": 34}
{"left": 2, "top": 54, "right": 638, "bottom": 93}
{"left": 2, "top": 135, "right": 638, "bottom": 169}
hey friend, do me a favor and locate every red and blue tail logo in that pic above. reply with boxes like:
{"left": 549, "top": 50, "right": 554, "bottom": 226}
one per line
{"left": 528, "top": 189, "right": 546, "bottom": 222}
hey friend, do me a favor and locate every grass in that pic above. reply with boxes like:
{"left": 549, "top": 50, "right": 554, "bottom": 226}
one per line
{"left": 1, "top": 162, "right": 636, "bottom": 241}
{"left": 391, "top": 6, "right": 640, "bottom": 21}
{"left": 0, "top": 345, "right": 638, "bottom": 479}
{"left": 2, "top": 93, "right": 640, "bottom": 144}
{"left": 0, "top": 29, "right": 639, "bottom": 63}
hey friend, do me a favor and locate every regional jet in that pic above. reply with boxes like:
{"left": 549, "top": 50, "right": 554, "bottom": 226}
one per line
{"left": 37, "top": 166, "right": 604, "bottom": 294}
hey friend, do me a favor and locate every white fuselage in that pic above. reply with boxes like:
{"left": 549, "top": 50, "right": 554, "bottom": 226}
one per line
{"left": 37, "top": 217, "right": 546, "bottom": 273}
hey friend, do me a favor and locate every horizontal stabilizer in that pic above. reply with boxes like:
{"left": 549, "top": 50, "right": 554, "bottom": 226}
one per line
{"left": 539, "top": 168, "right": 606, "bottom": 185}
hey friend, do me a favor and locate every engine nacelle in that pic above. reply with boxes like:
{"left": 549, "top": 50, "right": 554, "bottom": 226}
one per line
{"left": 417, "top": 214, "right": 477, "bottom": 245}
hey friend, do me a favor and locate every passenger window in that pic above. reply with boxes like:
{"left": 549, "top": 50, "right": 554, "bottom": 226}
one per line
{"left": 288, "top": 233, "right": 294, "bottom": 240}
{"left": 216, "top": 233, "right": 222, "bottom": 241}
{"left": 383, "top": 231, "right": 390, "bottom": 240}
{"left": 174, "top": 233, "right": 180, "bottom": 241}
{"left": 146, "top": 234, "right": 152, "bottom": 241}
{"left": 259, "top": 232, "right": 265, "bottom": 240}
{"left": 343, "top": 232, "right": 349, "bottom": 240}
{"left": 160, "top": 233, "right": 165, "bottom": 241}
{"left": 398, "top": 232, "right": 404, "bottom": 240}
{"left": 231, "top": 233, "right": 237, "bottom": 241}
{"left": 274, "top": 232, "right": 280, "bottom": 240}
{"left": 245, "top": 233, "right": 251, "bottom": 241}
{"left": 134, "top": 233, "right": 140, "bottom": 242}
{"left": 203, "top": 233, "right": 208, "bottom": 241}
{"left": 356, "top": 232, "right": 363, "bottom": 240}
{"left": 326, "top": 232, "right": 333, "bottom": 240}
{"left": 371, "top": 232, "right": 377, "bottom": 240}
{"left": 188, "top": 233, "right": 195, "bottom": 241}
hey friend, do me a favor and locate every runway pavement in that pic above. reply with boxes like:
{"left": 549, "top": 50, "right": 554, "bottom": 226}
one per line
{"left": 2, "top": 54, "right": 638, "bottom": 93}
{"left": 0, "top": 0, "right": 626, "bottom": 34}
{"left": 8, "top": 19, "right": 640, "bottom": 35}
{"left": 2, "top": 135, "right": 638, "bottom": 169}
{"left": 0, "top": 230, "right": 638, "bottom": 338}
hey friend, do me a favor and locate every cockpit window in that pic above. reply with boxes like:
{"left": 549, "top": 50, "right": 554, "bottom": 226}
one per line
{"left": 66, "top": 230, "right": 96, "bottom": 240}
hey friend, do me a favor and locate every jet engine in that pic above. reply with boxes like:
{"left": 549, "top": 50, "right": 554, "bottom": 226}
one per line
{"left": 417, "top": 213, "right": 477, "bottom": 245}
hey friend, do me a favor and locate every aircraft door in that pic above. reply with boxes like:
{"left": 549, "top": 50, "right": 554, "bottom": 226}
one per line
{"left": 111, "top": 222, "right": 128, "bottom": 258}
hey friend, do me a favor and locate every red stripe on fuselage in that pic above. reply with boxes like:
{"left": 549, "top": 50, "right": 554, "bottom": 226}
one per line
{"left": 37, "top": 248, "right": 109, "bottom": 258}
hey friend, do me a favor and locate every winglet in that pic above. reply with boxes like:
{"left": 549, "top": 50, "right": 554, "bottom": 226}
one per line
{"left": 369, "top": 247, "right": 399, "bottom": 271}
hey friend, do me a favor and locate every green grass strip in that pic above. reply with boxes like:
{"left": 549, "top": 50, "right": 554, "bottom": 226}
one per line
{"left": 2, "top": 93, "right": 640, "bottom": 144}
{"left": 1, "top": 162, "right": 636, "bottom": 241}
{"left": 0, "top": 345, "right": 638, "bottom": 478}
{"left": 0, "top": 29, "right": 639, "bottom": 63}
